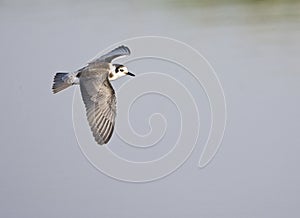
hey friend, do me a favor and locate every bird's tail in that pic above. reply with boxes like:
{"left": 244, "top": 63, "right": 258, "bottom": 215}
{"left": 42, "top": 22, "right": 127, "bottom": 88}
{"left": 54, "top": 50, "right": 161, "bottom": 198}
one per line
{"left": 52, "top": 72, "right": 72, "bottom": 94}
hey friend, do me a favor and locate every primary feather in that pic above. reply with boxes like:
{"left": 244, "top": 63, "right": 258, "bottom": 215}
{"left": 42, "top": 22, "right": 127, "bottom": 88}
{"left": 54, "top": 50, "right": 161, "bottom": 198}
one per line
{"left": 92, "top": 45, "right": 131, "bottom": 63}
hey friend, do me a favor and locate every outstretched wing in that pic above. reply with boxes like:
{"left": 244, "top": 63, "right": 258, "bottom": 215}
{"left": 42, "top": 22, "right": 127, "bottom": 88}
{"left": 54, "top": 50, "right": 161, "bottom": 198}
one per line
{"left": 92, "top": 45, "right": 131, "bottom": 63}
{"left": 79, "top": 67, "right": 117, "bottom": 145}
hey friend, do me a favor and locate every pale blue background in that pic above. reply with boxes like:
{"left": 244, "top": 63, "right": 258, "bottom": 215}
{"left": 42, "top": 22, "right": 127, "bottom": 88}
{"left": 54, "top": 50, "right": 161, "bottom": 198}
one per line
{"left": 0, "top": 0, "right": 299, "bottom": 217}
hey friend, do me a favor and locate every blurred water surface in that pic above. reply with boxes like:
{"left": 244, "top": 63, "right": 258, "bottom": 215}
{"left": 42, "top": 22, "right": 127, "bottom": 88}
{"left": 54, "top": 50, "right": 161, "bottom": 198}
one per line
{"left": 0, "top": 0, "right": 299, "bottom": 217}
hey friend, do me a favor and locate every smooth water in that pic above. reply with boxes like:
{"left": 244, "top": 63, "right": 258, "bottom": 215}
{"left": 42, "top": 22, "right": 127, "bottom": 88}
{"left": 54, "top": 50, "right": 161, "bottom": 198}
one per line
{"left": 0, "top": 0, "right": 299, "bottom": 217}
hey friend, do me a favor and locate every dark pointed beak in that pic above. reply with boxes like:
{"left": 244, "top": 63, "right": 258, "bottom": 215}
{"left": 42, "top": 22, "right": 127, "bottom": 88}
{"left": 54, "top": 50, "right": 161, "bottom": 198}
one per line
{"left": 127, "top": 72, "right": 135, "bottom": 77}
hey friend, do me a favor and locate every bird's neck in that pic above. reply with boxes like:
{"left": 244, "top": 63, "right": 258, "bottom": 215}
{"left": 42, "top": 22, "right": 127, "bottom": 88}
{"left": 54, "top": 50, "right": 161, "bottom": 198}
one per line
{"left": 109, "top": 64, "right": 119, "bottom": 81}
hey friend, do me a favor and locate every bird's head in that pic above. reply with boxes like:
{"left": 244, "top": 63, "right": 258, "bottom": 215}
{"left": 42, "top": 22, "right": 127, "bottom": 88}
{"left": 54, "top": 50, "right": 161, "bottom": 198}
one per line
{"left": 109, "top": 64, "right": 135, "bottom": 81}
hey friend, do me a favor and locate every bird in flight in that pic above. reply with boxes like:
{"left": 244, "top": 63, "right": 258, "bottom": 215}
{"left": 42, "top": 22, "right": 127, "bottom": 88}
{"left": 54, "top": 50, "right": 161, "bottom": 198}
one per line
{"left": 52, "top": 45, "right": 135, "bottom": 145}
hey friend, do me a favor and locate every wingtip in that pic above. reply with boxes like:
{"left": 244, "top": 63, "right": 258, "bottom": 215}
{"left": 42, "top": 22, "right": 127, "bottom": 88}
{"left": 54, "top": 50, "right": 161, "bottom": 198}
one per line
{"left": 90, "top": 121, "right": 114, "bottom": 145}
{"left": 119, "top": 45, "right": 131, "bottom": 55}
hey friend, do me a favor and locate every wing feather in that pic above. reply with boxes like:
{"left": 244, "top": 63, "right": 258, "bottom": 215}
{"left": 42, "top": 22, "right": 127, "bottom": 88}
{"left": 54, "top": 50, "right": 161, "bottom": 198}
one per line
{"left": 92, "top": 45, "right": 131, "bottom": 63}
{"left": 79, "top": 66, "right": 117, "bottom": 145}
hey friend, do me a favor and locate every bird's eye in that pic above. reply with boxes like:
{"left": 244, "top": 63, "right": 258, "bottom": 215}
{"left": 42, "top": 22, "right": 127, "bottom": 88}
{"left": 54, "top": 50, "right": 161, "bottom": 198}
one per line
{"left": 120, "top": 69, "right": 124, "bottom": 72}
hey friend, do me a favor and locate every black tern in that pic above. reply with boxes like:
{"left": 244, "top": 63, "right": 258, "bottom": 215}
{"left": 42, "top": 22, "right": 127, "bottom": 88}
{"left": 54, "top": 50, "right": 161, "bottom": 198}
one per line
{"left": 52, "top": 45, "right": 135, "bottom": 145}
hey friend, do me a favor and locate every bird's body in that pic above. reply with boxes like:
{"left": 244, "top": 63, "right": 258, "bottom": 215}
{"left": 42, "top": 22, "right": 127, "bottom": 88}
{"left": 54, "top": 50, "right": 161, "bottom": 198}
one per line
{"left": 52, "top": 45, "right": 135, "bottom": 145}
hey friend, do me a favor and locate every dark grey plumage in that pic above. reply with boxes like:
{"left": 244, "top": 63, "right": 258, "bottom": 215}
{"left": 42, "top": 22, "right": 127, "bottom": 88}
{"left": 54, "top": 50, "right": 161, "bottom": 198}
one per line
{"left": 52, "top": 73, "right": 70, "bottom": 94}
